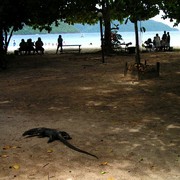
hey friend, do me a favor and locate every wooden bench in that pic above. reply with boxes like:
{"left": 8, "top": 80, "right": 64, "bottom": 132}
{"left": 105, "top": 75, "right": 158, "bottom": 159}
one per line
{"left": 62, "top": 45, "right": 81, "bottom": 53}
{"left": 14, "top": 49, "right": 35, "bottom": 55}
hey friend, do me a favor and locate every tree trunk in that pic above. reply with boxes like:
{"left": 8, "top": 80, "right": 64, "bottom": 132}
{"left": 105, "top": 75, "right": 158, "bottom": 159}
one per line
{"left": 4, "top": 28, "right": 14, "bottom": 53}
{"left": 134, "top": 21, "right": 141, "bottom": 64}
{"left": 0, "top": 27, "right": 4, "bottom": 54}
{"left": 103, "top": 0, "right": 113, "bottom": 54}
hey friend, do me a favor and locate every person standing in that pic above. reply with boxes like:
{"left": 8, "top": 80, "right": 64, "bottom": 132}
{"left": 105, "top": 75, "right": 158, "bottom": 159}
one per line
{"left": 153, "top": 33, "right": 161, "bottom": 51}
{"left": 161, "top": 31, "right": 167, "bottom": 51}
{"left": 13, "top": 40, "right": 16, "bottom": 46}
{"left": 166, "top": 32, "right": 170, "bottom": 50}
{"left": 56, "top": 35, "right": 63, "bottom": 54}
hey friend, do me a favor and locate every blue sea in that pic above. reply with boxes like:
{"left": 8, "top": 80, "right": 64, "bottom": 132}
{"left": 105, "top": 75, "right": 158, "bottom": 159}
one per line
{"left": 8, "top": 31, "right": 180, "bottom": 51}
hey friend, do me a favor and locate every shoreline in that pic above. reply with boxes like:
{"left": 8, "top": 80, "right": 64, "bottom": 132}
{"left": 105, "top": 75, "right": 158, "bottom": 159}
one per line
{"left": 7, "top": 44, "right": 180, "bottom": 54}
{"left": 7, "top": 45, "right": 102, "bottom": 54}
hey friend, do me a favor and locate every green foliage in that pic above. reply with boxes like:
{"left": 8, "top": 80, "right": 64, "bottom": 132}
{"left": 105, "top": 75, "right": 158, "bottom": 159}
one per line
{"left": 113, "top": 0, "right": 161, "bottom": 22}
{"left": 63, "top": 0, "right": 98, "bottom": 24}
{"left": 161, "top": 0, "right": 180, "bottom": 26}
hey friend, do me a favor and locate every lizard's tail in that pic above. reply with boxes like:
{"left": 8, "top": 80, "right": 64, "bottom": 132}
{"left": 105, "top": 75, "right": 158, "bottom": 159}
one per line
{"left": 59, "top": 137, "right": 98, "bottom": 159}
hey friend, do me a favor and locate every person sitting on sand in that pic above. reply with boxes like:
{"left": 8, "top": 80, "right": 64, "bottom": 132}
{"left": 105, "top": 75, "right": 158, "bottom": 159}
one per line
{"left": 144, "top": 38, "right": 153, "bottom": 51}
{"left": 19, "top": 39, "right": 27, "bottom": 54}
{"left": 26, "top": 38, "right": 35, "bottom": 54}
{"left": 35, "top": 37, "right": 44, "bottom": 54}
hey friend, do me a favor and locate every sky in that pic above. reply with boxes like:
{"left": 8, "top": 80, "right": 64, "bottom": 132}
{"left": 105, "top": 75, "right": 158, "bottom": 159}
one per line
{"left": 151, "top": 12, "right": 180, "bottom": 30}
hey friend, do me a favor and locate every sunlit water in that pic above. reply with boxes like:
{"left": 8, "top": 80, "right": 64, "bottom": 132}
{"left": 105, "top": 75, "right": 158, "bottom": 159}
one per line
{"left": 8, "top": 31, "right": 180, "bottom": 51}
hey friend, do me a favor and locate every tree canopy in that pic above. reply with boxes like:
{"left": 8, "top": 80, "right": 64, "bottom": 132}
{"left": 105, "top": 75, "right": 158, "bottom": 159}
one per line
{"left": 0, "top": 0, "right": 28, "bottom": 52}
{"left": 161, "top": 0, "right": 180, "bottom": 26}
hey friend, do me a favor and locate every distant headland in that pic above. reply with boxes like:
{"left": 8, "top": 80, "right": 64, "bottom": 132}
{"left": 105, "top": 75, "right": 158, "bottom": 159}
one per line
{"left": 14, "top": 19, "right": 178, "bottom": 35}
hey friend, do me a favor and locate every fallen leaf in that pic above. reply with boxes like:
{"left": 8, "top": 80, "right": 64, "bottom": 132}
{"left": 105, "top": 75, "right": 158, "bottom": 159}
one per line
{"left": 100, "top": 162, "right": 108, "bottom": 166}
{"left": 3, "top": 145, "right": 12, "bottom": 150}
{"left": 101, "top": 171, "right": 107, "bottom": 175}
{"left": 10, "top": 164, "right": 20, "bottom": 170}
{"left": 109, "top": 149, "right": 113, "bottom": 153}
{"left": 47, "top": 149, "right": 53, "bottom": 153}
{"left": 13, "top": 164, "right": 20, "bottom": 170}
{"left": 3, "top": 145, "right": 21, "bottom": 151}
{"left": 107, "top": 178, "right": 115, "bottom": 180}
{"left": 0, "top": 154, "right": 8, "bottom": 158}
{"left": 12, "top": 146, "right": 21, "bottom": 149}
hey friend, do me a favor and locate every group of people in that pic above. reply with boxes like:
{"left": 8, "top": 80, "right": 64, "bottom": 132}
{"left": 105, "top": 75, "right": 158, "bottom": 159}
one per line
{"left": 18, "top": 35, "right": 63, "bottom": 55}
{"left": 19, "top": 37, "right": 44, "bottom": 55}
{"left": 144, "top": 31, "right": 171, "bottom": 51}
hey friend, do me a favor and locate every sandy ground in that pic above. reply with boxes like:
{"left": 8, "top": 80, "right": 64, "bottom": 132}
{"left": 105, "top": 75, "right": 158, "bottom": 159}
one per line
{"left": 0, "top": 50, "right": 180, "bottom": 180}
